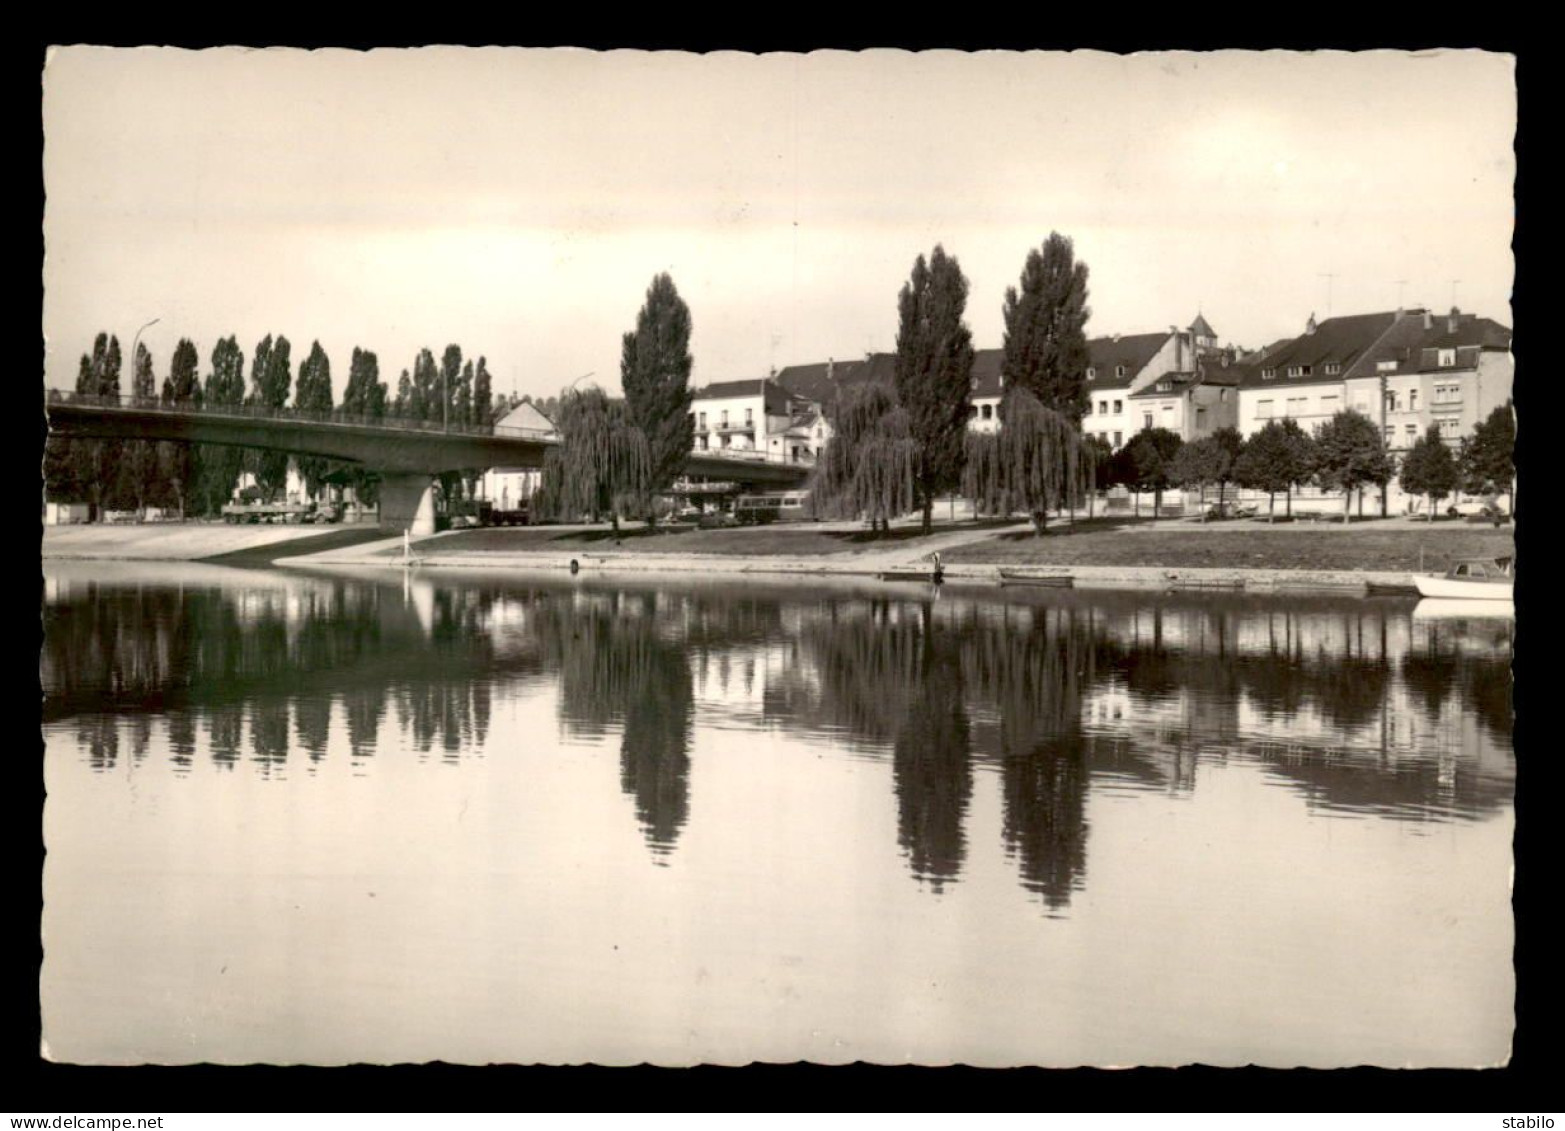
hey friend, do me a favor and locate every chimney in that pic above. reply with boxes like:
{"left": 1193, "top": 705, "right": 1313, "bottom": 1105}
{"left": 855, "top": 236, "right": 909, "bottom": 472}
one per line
{"left": 1305, "top": 313, "right": 1317, "bottom": 335}
{"left": 1423, "top": 309, "right": 1433, "bottom": 330}
{"left": 826, "top": 357, "right": 834, "bottom": 381}
{"left": 1170, "top": 326, "right": 1181, "bottom": 371}
{"left": 1448, "top": 306, "right": 1460, "bottom": 333}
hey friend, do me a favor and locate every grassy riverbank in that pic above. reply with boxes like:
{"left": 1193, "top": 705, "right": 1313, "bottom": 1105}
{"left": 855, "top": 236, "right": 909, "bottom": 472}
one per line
{"left": 426, "top": 515, "right": 1514, "bottom": 574}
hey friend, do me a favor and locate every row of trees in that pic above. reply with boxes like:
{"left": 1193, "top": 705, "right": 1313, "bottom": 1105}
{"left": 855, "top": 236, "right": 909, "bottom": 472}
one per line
{"left": 814, "top": 235, "right": 1094, "bottom": 534}
{"left": 45, "top": 332, "right": 504, "bottom": 515}
{"left": 1084, "top": 403, "right": 1514, "bottom": 524}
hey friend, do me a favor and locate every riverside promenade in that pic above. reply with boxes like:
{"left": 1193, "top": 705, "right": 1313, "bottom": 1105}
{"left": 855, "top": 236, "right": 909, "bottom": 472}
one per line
{"left": 44, "top": 514, "right": 1516, "bottom": 596}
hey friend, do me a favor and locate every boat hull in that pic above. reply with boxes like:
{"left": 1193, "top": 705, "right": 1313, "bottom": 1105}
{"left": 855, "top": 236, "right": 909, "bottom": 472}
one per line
{"left": 1413, "top": 597, "right": 1515, "bottom": 620}
{"left": 1412, "top": 575, "right": 1514, "bottom": 600}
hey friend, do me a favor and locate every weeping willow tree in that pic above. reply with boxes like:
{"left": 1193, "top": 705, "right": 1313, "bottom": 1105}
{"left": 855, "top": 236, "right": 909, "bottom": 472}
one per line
{"left": 534, "top": 385, "right": 651, "bottom": 533}
{"left": 808, "top": 380, "right": 919, "bottom": 535}
{"left": 963, "top": 387, "right": 1086, "bottom": 533}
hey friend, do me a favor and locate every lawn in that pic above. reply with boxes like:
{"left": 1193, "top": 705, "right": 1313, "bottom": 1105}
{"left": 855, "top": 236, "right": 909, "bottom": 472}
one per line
{"left": 427, "top": 520, "right": 1017, "bottom": 557}
{"left": 938, "top": 517, "right": 1517, "bottom": 572}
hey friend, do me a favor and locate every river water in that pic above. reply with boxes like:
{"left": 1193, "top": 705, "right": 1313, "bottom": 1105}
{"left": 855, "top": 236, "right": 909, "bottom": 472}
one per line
{"left": 39, "top": 562, "right": 1515, "bottom": 1066}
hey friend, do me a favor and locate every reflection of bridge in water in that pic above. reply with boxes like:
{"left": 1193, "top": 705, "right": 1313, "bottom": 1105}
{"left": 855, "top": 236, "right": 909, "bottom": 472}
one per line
{"left": 45, "top": 392, "right": 811, "bottom": 533}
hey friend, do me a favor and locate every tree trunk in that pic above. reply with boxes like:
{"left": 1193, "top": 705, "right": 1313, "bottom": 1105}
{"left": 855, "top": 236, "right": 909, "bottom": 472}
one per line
{"left": 1154, "top": 489, "right": 1162, "bottom": 519}
{"left": 1268, "top": 491, "right": 1275, "bottom": 523}
{"left": 1286, "top": 488, "right": 1293, "bottom": 518}
{"left": 1033, "top": 510, "right": 1049, "bottom": 535}
{"left": 921, "top": 495, "right": 933, "bottom": 535}
{"left": 1380, "top": 481, "right": 1389, "bottom": 518}
{"left": 1344, "top": 486, "right": 1353, "bottom": 524}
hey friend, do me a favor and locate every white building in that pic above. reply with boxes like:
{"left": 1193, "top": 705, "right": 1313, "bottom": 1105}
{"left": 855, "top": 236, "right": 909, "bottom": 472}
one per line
{"left": 480, "top": 400, "right": 558, "bottom": 510}
{"left": 689, "top": 377, "right": 822, "bottom": 464}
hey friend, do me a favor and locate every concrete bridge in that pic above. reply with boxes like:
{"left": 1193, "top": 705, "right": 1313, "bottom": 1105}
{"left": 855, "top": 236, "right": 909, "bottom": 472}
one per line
{"left": 45, "top": 392, "right": 811, "bottom": 533}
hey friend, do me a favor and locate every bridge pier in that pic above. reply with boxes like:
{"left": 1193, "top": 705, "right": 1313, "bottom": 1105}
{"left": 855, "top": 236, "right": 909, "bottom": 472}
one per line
{"left": 378, "top": 473, "right": 437, "bottom": 536}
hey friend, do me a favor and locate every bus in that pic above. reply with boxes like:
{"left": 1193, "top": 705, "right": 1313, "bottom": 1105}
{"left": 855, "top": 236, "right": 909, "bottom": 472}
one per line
{"left": 734, "top": 491, "right": 810, "bottom": 525}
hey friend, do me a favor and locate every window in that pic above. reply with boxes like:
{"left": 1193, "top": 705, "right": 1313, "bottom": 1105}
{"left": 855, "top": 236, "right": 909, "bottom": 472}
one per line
{"left": 1157, "top": 381, "right": 1172, "bottom": 393}
{"left": 745, "top": 407, "right": 753, "bottom": 425}
{"left": 1220, "top": 388, "right": 1230, "bottom": 402}
{"left": 1405, "top": 423, "right": 1417, "bottom": 440}
{"left": 1324, "top": 363, "right": 1342, "bottom": 375}
{"left": 1113, "top": 431, "right": 1122, "bottom": 448}
{"left": 968, "top": 404, "right": 977, "bottom": 419}
{"left": 1161, "top": 404, "right": 1173, "bottom": 414}
{"left": 1086, "top": 368, "right": 1096, "bottom": 380}
{"left": 1113, "top": 400, "right": 1122, "bottom": 414}
{"left": 1438, "top": 348, "right": 1456, "bottom": 367}
{"left": 1196, "top": 407, "right": 1207, "bottom": 422}
{"left": 1256, "top": 399, "right": 1274, "bottom": 419}
{"left": 1143, "top": 413, "right": 1153, "bottom": 430}
{"left": 1320, "top": 395, "right": 1340, "bottom": 414}
{"left": 1084, "top": 401, "right": 1092, "bottom": 415}
{"left": 1384, "top": 425, "right": 1395, "bottom": 444}
{"left": 720, "top": 410, "right": 729, "bottom": 428}
{"left": 1099, "top": 400, "right": 1108, "bottom": 415}
{"left": 1376, "top": 360, "right": 1398, "bottom": 373}
{"left": 1434, "top": 383, "right": 1462, "bottom": 404}
{"left": 1408, "top": 390, "right": 1417, "bottom": 412}
{"left": 1115, "top": 365, "right": 1126, "bottom": 379}
{"left": 1386, "top": 393, "right": 1399, "bottom": 413}
{"left": 1286, "top": 396, "right": 1307, "bottom": 418}
{"left": 1262, "top": 368, "right": 1277, "bottom": 380}
{"left": 981, "top": 403, "right": 993, "bottom": 420}
{"left": 1438, "top": 418, "right": 1460, "bottom": 438}
{"left": 1286, "top": 364, "right": 1310, "bottom": 378}
{"left": 699, "top": 412, "right": 707, "bottom": 430}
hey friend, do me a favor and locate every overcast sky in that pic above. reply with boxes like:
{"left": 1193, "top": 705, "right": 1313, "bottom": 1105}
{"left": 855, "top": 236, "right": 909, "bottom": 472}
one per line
{"left": 42, "top": 47, "right": 1515, "bottom": 402}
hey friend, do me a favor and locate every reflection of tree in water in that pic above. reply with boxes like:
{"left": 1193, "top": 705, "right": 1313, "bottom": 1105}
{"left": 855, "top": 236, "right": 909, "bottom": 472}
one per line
{"left": 295, "top": 694, "right": 332, "bottom": 764}
{"left": 1461, "top": 657, "right": 1512, "bottom": 746}
{"left": 1311, "top": 656, "right": 1390, "bottom": 730}
{"left": 537, "top": 590, "right": 695, "bottom": 858}
{"left": 1002, "top": 733, "right": 1089, "bottom": 910}
{"left": 890, "top": 607, "right": 972, "bottom": 891}
{"left": 169, "top": 710, "right": 198, "bottom": 772}
{"left": 961, "top": 606, "right": 1092, "bottom": 909}
{"left": 1401, "top": 646, "right": 1459, "bottom": 719}
{"left": 206, "top": 704, "right": 241, "bottom": 771}
{"left": 249, "top": 700, "right": 290, "bottom": 773}
{"left": 343, "top": 687, "right": 383, "bottom": 762}
{"left": 618, "top": 628, "right": 694, "bottom": 860}
{"left": 128, "top": 714, "right": 152, "bottom": 765}
{"left": 80, "top": 716, "right": 119, "bottom": 772}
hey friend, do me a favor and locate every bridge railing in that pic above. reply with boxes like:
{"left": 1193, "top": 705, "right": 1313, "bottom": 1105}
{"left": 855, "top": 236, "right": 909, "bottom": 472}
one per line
{"left": 46, "top": 388, "right": 815, "bottom": 468}
{"left": 44, "top": 389, "right": 559, "bottom": 442}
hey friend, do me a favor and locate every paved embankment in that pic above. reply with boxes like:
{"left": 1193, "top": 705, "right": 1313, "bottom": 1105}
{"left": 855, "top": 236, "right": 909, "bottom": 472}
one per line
{"left": 41, "top": 523, "right": 390, "bottom": 562}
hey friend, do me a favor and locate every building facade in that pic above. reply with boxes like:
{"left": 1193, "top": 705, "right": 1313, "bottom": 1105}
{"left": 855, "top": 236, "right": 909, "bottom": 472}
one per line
{"left": 480, "top": 400, "right": 558, "bottom": 510}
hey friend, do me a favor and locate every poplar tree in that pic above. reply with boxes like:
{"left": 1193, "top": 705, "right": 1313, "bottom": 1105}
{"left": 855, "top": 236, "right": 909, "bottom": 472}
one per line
{"left": 294, "top": 341, "right": 335, "bottom": 499}
{"left": 119, "top": 343, "right": 162, "bottom": 514}
{"left": 894, "top": 245, "right": 975, "bottom": 533}
{"left": 159, "top": 338, "right": 201, "bottom": 516}
{"left": 341, "top": 347, "right": 388, "bottom": 506}
{"left": 199, "top": 336, "right": 247, "bottom": 514}
{"left": 246, "top": 334, "right": 293, "bottom": 500}
{"left": 620, "top": 273, "right": 694, "bottom": 522}
{"left": 473, "top": 356, "right": 494, "bottom": 425}
{"left": 1002, "top": 233, "right": 1092, "bottom": 422}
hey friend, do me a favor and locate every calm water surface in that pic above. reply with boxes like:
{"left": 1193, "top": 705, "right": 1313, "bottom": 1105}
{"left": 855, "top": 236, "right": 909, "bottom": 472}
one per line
{"left": 40, "top": 563, "right": 1515, "bottom": 1066}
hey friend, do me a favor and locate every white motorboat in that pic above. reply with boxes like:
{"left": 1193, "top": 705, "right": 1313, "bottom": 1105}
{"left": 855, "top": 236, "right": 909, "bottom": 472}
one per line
{"left": 1412, "top": 556, "right": 1514, "bottom": 600}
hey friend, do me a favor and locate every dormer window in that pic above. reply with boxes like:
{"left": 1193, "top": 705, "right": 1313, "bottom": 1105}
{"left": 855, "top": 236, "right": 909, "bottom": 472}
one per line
{"left": 1286, "top": 365, "right": 1310, "bottom": 378}
{"left": 1324, "top": 363, "right": 1342, "bottom": 375}
{"left": 1086, "top": 367, "right": 1096, "bottom": 380}
{"left": 1115, "top": 365, "right": 1126, "bottom": 379}
{"left": 1261, "top": 368, "right": 1277, "bottom": 380}
{"left": 1438, "top": 348, "right": 1456, "bottom": 367}
{"left": 1376, "top": 360, "right": 1398, "bottom": 373}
